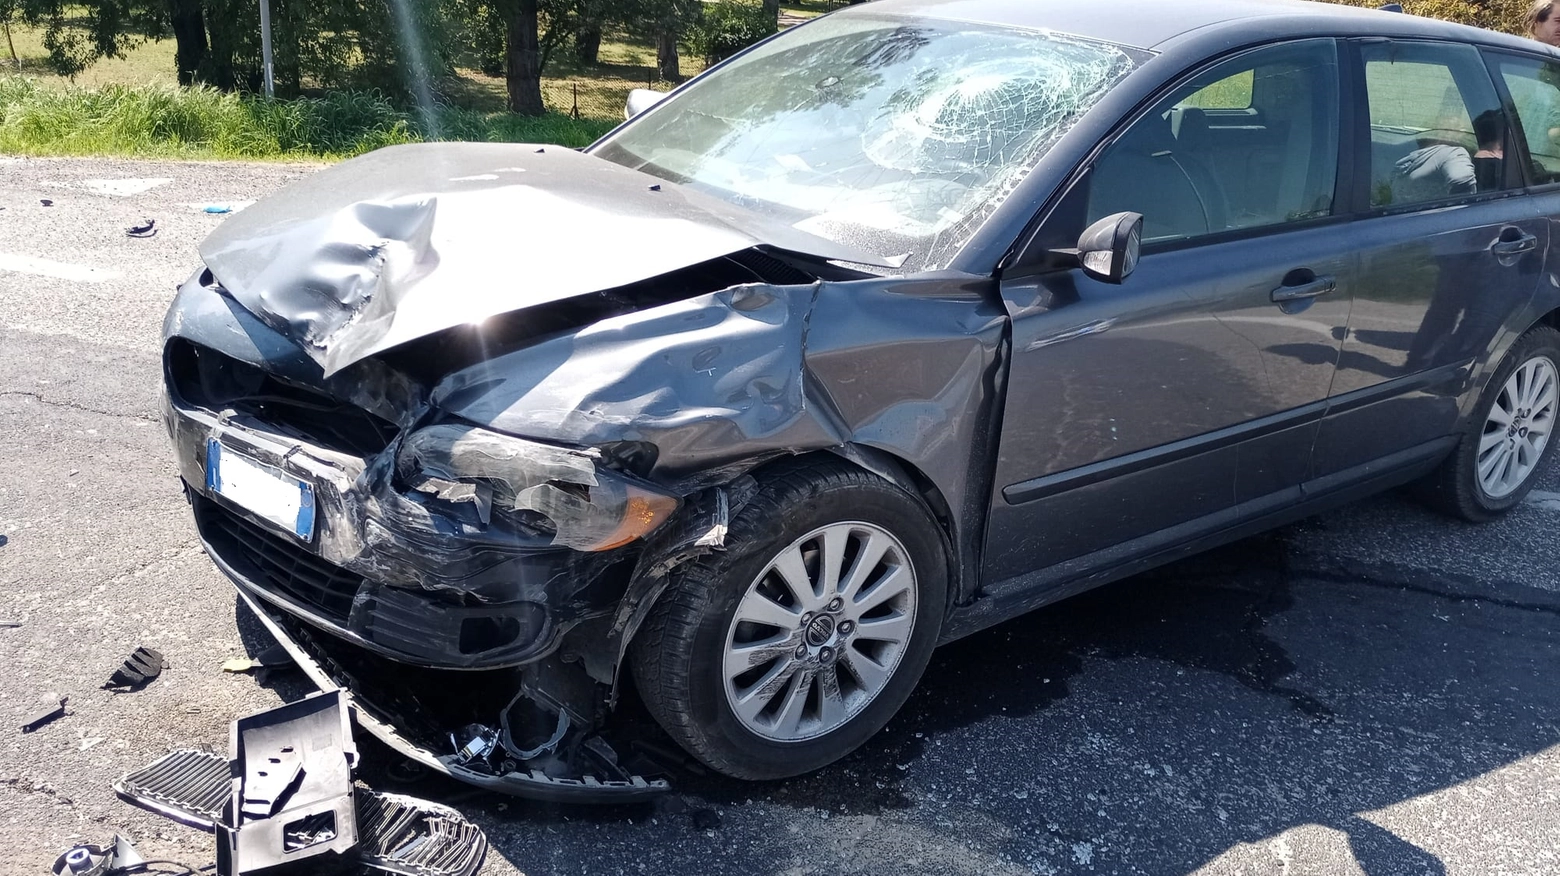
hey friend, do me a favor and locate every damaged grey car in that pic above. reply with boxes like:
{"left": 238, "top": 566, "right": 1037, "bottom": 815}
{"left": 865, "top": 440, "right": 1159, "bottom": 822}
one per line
{"left": 162, "top": 0, "right": 1560, "bottom": 800}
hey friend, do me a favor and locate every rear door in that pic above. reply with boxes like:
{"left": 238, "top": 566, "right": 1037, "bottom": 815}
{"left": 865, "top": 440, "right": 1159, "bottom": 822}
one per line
{"left": 1310, "top": 39, "right": 1545, "bottom": 485}
{"left": 984, "top": 39, "right": 1352, "bottom": 593}
{"left": 1488, "top": 47, "right": 1560, "bottom": 324}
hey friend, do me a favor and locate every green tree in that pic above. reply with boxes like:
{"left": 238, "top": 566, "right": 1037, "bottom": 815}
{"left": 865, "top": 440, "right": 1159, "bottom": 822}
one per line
{"left": 25, "top": 0, "right": 462, "bottom": 95}
{"left": 1322, "top": 0, "right": 1525, "bottom": 34}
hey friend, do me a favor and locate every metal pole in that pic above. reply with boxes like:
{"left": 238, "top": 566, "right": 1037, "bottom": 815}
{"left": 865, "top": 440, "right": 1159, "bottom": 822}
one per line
{"left": 259, "top": 0, "right": 275, "bottom": 98}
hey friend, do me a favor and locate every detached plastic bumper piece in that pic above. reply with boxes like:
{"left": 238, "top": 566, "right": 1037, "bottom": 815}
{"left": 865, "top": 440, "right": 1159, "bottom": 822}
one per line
{"left": 113, "top": 691, "right": 488, "bottom": 876}
{"left": 219, "top": 689, "right": 360, "bottom": 873}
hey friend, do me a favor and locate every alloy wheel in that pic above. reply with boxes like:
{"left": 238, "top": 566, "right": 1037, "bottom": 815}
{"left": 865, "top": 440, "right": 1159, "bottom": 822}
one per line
{"left": 722, "top": 522, "right": 917, "bottom": 743}
{"left": 1478, "top": 355, "right": 1558, "bottom": 499}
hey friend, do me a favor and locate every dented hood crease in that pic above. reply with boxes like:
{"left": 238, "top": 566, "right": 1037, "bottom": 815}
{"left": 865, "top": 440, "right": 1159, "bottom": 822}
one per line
{"left": 199, "top": 142, "right": 891, "bottom": 377}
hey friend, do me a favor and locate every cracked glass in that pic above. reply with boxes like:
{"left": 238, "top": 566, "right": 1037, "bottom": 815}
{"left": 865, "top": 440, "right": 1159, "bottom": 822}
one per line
{"left": 593, "top": 14, "right": 1141, "bottom": 272}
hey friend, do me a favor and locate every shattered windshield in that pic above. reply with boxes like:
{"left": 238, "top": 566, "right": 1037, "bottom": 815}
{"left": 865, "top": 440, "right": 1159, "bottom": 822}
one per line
{"left": 592, "top": 14, "right": 1142, "bottom": 271}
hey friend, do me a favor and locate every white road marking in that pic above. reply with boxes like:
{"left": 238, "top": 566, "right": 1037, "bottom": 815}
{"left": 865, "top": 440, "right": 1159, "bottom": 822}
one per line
{"left": 0, "top": 253, "right": 122, "bottom": 283}
{"left": 83, "top": 178, "right": 172, "bottom": 196}
{"left": 1525, "top": 490, "right": 1560, "bottom": 511}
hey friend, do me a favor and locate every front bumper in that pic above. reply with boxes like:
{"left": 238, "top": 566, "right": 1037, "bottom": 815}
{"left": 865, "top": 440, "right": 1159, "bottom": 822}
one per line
{"left": 164, "top": 388, "right": 629, "bottom": 670}
{"left": 233, "top": 585, "right": 669, "bottom": 802}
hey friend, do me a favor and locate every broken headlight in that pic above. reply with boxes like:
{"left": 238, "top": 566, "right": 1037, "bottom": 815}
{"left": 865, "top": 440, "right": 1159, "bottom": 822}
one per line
{"left": 397, "top": 423, "right": 678, "bottom": 551}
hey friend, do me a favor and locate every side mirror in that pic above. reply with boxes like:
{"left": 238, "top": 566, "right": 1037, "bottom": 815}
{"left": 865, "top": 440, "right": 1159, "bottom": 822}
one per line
{"left": 625, "top": 88, "right": 667, "bottom": 120}
{"left": 1051, "top": 212, "right": 1143, "bottom": 284}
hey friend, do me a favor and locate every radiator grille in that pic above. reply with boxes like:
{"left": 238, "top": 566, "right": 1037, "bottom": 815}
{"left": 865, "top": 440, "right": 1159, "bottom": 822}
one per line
{"left": 197, "top": 498, "right": 363, "bottom": 623}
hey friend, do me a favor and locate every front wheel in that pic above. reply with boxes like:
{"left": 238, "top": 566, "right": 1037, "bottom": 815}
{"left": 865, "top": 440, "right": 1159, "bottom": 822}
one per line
{"left": 1421, "top": 324, "right": 1560, "bottom": 521}
{"left": 630, "top": 460, "right": 947, "bottom": 780}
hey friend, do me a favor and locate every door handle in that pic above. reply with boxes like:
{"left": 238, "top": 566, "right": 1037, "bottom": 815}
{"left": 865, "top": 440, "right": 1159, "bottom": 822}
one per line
{"left": 1271, "top": 275, "right": 1336, "bottom": 303}
{"left": 1491, "top": 232, "right": 1538, "bottom": 257}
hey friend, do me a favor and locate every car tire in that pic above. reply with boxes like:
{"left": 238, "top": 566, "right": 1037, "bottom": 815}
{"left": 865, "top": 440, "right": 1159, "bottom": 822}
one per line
{"left": 1420, "top": 324, "right": 1560, "bottom": 522}
{"left": 630, "top": 459, "right": 947, "bottom": 780}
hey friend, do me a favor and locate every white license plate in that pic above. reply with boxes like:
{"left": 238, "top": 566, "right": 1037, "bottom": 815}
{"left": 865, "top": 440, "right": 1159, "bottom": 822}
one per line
{"left": 205, "top": 440, "right": 316, "bottom": 540}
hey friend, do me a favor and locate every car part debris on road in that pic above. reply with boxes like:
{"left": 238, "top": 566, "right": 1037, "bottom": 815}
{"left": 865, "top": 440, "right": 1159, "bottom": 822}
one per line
{"left": 104, "top": 689, "right": 488, "bottom": 876}
{"left": 22, "top": 696, "right": 69, "bottom": 733}
{"left": 219, "top": 644, "right": 292, "bottom": 675}
{"left": 50, "top": 835, "right": 143, "bottom": 876}
{"left": 125, "top": 219, "right": 156, "bottom": 239}
{"left": 104, "top": 647, "right": 163, "bottom": 691}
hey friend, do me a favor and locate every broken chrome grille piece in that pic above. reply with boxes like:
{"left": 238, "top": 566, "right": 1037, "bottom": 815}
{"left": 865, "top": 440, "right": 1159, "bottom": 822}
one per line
{"left": 111, "top": 690, "right": 488, "bottom": 876}
{"left": 356, "top": 791, "right": 489, "bottom": 876}
{"left": 114, "top": 748, "right": 230, "bottom": 828}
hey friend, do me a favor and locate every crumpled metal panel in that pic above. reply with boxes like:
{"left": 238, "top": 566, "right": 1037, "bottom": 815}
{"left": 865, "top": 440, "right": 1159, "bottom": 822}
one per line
{"left": 200, "top": 143, "right": 891, "bottom": 376}
{"left": 432, "top": 282, "right": 840, "bottom": 485}
{"left": 434, "top": 275, "right": 1007, "bottom": 585}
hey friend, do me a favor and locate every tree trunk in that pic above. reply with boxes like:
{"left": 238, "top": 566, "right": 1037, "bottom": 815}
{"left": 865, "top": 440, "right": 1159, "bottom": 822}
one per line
{"left": 655, "top": 29, "right": 679, "bottom": 82}
{"left": 761, "top": 0, "right": 780, "bottom": 27}
{"left": 575, "top": 23, "right": 602, "bottom": 65}
{"left": 167, "top": 0, "right": 208, "bottom": 86}
{"left": 203, "top": 6, "right": 237, "bottom": 90}
{"left": 3, "top": 19, "right": 20, "bottom": 72}
{"left": 505, "top": 0, "right": 545, "bottom": 115}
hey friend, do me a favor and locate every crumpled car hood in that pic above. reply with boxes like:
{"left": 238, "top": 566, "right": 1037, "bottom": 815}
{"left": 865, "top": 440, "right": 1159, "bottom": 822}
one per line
{"left": 200, "top": 142, "right": 889, "bottom": 376}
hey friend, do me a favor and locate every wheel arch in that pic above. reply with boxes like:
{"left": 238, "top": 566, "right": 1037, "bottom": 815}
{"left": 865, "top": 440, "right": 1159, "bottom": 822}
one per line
{"left": 1458, "top": 301, "right": 1560, "bottom": 422}
{"left": 605, "top": 445, "right": 968, "bottom": 704}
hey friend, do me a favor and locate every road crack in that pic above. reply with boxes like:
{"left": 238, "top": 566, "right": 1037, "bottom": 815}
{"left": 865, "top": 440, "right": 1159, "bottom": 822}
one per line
{"left": 1295, "top": 558, "right": 1560, "bottom": 616}
{"left": 0, "top": 390, "right": 156, "bottom": 422}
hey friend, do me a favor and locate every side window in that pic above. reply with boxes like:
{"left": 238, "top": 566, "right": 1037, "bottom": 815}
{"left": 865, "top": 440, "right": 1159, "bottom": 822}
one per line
{"left": 1362, "top": 41, "right": 1511, "bottom": 208}
{"left": 1489, "top": 52, "right": 1560, "bottom": 184}
{"left": 1087, "top": 39, "right": 1339, "bottom": 244}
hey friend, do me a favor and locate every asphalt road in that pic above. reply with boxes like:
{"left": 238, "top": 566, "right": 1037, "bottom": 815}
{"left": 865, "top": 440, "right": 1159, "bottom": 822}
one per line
{"left": 3, "top": 155, "right": 1559, "bottom": 876}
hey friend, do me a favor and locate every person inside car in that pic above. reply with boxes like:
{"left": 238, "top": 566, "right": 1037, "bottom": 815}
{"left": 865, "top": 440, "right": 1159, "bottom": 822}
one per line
{"left": 1473, "top": 108, "right": 1506, "bottom": 191}
{"left": 1530, "top": 0, "right": 1560, "bottom": 47}
{"left": 1391, "top": 140, "right": 1476, "bottom": 203}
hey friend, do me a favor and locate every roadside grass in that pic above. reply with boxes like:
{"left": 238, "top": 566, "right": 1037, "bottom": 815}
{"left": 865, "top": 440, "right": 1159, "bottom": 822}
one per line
{"left": 0, "top": 77, "right": 615, "bottom": 159}
{"left": 0, "top": 4, "right": 843, "bottom": 160}
{"left": 0, "top": 20, "right": 699, "bottom": 158}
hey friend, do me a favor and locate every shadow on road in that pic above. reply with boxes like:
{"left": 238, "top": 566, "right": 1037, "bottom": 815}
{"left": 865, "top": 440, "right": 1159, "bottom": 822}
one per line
{"left": 240, "top": 525, "right": 1560, "bottom": 874}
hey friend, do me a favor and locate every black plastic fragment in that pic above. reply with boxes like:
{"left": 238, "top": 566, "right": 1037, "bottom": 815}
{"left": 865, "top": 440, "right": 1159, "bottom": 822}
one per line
{"left": 127, "top": 218, "right": 157, "bottom": 238}
{"left": 39, "top": 198, "right": 52, "bottom": 206}
{"left": 254, "top": 643, "right": 294, "bottom": 667}
{"left": 22, "top": 696, "right": 68, "bottom": 732}
{"left": 105, "top": 646, "right": 165, "bottom": 690}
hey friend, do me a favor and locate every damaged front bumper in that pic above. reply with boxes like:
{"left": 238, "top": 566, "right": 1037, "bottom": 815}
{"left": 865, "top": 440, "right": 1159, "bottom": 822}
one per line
{"left": 236, "top": 585, "right": 669, "bottom": 802}
{"left": 166, "top": 389, "right": 632, "bottom": 671}
{"left": 162, "top": 333, "right": 673, "bottom": 799}
{"left": 163, "top": 402, "right": 670, "bottom": 799}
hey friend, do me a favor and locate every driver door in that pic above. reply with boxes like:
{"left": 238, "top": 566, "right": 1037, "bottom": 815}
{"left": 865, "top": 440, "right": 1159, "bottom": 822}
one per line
{"left": 982, "top": 38, "right": 1353, "bottom": 596}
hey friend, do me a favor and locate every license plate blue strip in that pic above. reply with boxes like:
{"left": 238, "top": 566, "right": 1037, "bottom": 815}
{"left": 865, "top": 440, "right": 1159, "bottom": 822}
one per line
{"left": 204, "top": 438, "right": 316, "bottom": 541}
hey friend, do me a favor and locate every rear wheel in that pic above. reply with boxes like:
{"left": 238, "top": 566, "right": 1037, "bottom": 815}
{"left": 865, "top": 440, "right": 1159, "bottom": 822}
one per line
{"left": 1421, "top": 325, "right": 1560, "bottom": 521}
{"left": 630, "top": 460, "right": 946, "bottom": 780}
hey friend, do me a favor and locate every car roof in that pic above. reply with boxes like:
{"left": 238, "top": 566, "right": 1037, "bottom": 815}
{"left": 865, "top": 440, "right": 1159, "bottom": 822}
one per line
{"left": 855, "top": 0, "right": 1554, "bottom": 55}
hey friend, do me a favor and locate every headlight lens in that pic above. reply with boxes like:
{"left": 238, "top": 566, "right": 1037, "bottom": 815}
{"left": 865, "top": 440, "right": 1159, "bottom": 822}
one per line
{"left": 397, "top": 423, "right": 678, "bottom": 551}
